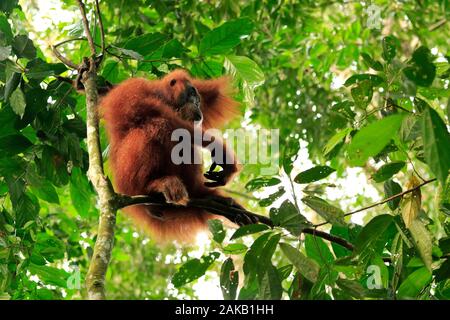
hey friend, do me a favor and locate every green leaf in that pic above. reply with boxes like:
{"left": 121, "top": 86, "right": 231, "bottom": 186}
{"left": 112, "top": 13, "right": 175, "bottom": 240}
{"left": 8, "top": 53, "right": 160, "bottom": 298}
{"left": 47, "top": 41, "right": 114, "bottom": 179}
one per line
{"left": 245, "top": 176, "right": 281, "bottom": 191}
{"left": 361, "top": 52, "right": 383, "bottom": 71}
{"left": 305, "top": 234, "right": 335, "bottom": 264}
{"left": 7, "top": 179, "right": 39, "bottom": 228}
{"left": 397, "top": 267, "right": 432, "bottom": 299}
{"left": 354, "top": 214, "right": 393, "bottom": 254}
{"left": 69, "top": 167, "right": 91, "bottom": 217}
{"left": 344, "top": 74, "right": 385, "bottom": 87}
{"left": 347, "top": 114, "right": 405, "bottom": 166}
{"left": 256, "top": 234, "right": 281, "bottom": 280}
{"left": 351, "top": 79, "right": 373, "bottom": 109}
{"left": 294, "top": 165, "right": 335, "bottom": 184}
{"left": 9, "top": 86, "right": 26, "bottom": 118}
{"left": 122, "top": 33, "right": 168, "bottom": 56}
{"left": 220, "top": 258, "right": 238, "bottom": 300}
{"left": 409, "top": 219, "right": 432, "bottom": 271}
{"left": 323, "top": 127, "right": 352, "bottom": 157}
{"left": 223, "top": 243, "right": 248, "bottom": 255}
{"left": 277, "top": 264, "right": 293, "bottom": 280}
{"left": 171, "top": 252, "right": 220, "bottom": 288}
{"left": 0, "top": 13, "right": 13, "bottom": 43}
{"left": 208, "top": 219, "right": 226, "bottom": 244}
{"left": 230, "top": 224, "right": 270, "bottom": 240}
{"left": 371, "top": 161, "right": 405, "bottom": 183}
{"left": 0, "top": 134, "right": 32, "bottom": 156}
{"left": 403, "top": 46, "right": 436, "bottom": 87}
{"left": 26, "top": 59, "right": 67, "bottom": 79}
{"left": 280, "top": 243, "right": 319, "bottom": 283}
{"left": 29, "top": 179, "right": 59, "bottom": 205}
{"left": 258, "top": 186, "right": 285, "bottom": 207}
{"left": 382, "top": 36, "right": 399, "bottom": 63}
{"left": 270, "top": 200, "right": 310, "bottom": 236}
{"left": 28, "top": 264, "right": 69, "bottom": 288}
{"left": 4, "top": 70, "right": 21, "bottom": 101}
{"left": 199, "top": 18, "right": 253, "bottom": 55}
{"left": 33, "top": 232, "right": 65, "bottom": 262}
{"left": 0, "top": 45, "right": 11, "bottom": 60}
{"left": 12, "top": 35, "right": 36, "bottom": 59}
{"left": 0, "top": 1, "right": 18, "bottom": 15}
{"left": 225, "top": 55, "right": 265, "bottom": 86}
{"left": 243, "top": 233, "right": 271, "bottom": 276}
{"left": 110, "top": 45, "right": 143, "bottom": 60}
{"left": 421, "top": 105, "right": 450, "bottom": 185}
{"left": 302, "top": 196, "right": 345, "bottom": 226}
{"left": 259, "top": 264, "right": 283, "bottom": 300}
{"left": 384, "top": 179, "right": 402, "bottom": 210}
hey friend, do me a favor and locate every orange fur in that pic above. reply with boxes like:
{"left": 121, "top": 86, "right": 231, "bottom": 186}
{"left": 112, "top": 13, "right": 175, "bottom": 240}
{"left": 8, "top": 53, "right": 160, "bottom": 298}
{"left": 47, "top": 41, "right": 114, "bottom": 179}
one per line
{"left": 100, "top": 70, "right": 240, "bottom": 243}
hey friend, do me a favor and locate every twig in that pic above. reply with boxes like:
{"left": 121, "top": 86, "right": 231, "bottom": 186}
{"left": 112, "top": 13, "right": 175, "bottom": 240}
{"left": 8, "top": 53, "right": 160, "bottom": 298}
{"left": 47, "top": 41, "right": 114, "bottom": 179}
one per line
{"left": 302, "top": 227, "right": 354, "bottom": 251}
{"left": 94, "top": 0, "right": 105, "bottom": 58}
{"left": 51, "top": 45, "right": 79, "bottom": 69}
{"left": 77, "top": 0, "right": 96, "bottom": 55}
{"left": 314, "top": 178, "right": 437, "bottom": 227}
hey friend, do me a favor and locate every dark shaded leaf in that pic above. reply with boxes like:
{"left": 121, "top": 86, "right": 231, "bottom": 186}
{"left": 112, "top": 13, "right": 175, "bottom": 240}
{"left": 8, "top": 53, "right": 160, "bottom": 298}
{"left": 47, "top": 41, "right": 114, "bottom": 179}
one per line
{"left": 294, "top": 165, "right": 335, "bottom": 184}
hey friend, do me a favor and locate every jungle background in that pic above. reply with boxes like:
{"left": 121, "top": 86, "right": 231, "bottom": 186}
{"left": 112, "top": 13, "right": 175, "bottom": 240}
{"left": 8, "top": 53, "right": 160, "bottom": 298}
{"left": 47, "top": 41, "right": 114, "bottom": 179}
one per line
{"left": 0, "top": 0, "right": 449, "bottom": 300}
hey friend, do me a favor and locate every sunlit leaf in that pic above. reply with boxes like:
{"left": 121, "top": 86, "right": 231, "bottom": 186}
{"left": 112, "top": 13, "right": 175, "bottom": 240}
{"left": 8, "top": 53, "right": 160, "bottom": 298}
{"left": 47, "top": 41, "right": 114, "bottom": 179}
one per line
{"left": 347, "top": 115, "right": 405, "bottom": 166}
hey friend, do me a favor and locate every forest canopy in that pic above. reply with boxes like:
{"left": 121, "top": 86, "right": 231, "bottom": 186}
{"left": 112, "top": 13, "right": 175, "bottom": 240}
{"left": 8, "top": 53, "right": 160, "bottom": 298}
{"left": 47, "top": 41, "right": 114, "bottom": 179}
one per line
{"left": 0, "top": 0, "right": 449, "bottom": 300}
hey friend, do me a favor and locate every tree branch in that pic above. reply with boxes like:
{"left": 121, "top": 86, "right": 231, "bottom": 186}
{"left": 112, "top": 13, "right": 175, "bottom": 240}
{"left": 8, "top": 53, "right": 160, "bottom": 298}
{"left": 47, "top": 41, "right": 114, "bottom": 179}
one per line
{"left": 314, "top": 178, "right": 437, "bottom": 227}
{"left": 75, "top": 0, "right": 116, "bottom": 300}
{"left": 302, "top": 228, "right": 354, "bottom": 251}
{"left": 94, "top": 0, "right": 105, "bottom": 60}
{"left": 77, "top": 0, "right": 96, "bottom": 55}
{"left": 51, "top": 45, "right": 79, "bottom": 69}
{"left": 113, "top": 193, "right": 356, "bottom": 251}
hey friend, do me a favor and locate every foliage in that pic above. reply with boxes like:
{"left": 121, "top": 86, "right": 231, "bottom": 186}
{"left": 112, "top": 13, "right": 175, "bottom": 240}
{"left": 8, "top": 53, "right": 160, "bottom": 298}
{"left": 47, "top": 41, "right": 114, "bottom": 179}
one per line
{"left": 1, "top": 0, "right": 450, "bottom": 300}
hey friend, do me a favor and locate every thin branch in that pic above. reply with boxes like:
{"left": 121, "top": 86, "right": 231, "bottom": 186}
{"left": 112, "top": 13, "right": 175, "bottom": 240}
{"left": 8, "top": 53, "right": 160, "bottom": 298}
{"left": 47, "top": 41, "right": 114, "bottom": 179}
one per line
{"left": 94, "top": 0, "right": 105, "bottom": 58}
{"left": 77, "top": 0, "right": 96, "bottom": 55}
{"left": 75, "top": 0, "right": 116, "bottom": 300}
{"left": 51, "top": 45, "right": 79, "bottom": 69}
{"left": 53, "top": 37, "right": 87, "bottom": 48}
{"left": 302, "top": 228, "right": 354, "bottom": 251}
{"left": 114, "top": 193, "right": 356, "bottom": 251}
{"left": 314, "top": 178, "right": 437, "bottom": 227}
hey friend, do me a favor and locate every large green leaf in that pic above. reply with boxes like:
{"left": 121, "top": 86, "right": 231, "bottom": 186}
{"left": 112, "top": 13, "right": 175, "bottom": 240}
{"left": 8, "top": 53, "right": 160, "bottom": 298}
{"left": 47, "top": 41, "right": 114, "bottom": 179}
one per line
{"left": 280, "top": 243, "right": 319, "bottom": 283}
{"left": 259, "top": 264, "right": 283, "bottom": 300}
{"left": 199, "top": 18, "right": 253, "bottom": 55}
{"left": 384, "top": 179, "right": 402, "bottom": 210}
{"left": 354, "top": 214, "right": 393, "bottom": 254}
{"left": 294, "top": 165, "right": 335, "bottom": 184}
{"left": 224, "top": 55, "right": 265, "bottom": 86}
{"left": 302, "top": 196, "right": 345, "bottom": 226}
{"left": 9, "top": 87, "right": 26, "bottom": 118}
{"left": 397, "top": 267, "right": 432, "bottom": 298}
{"left": 245, "top": 176, "right": 281, "bottom": 191}
{"left": 171, "top": 252, "right": 220, "bottom": 288}
{"left": 421, "top": 106, "right": 450, "bottom": 185}
{"left": 122, "top": 33, "right": 168, "bottom": 56}
{"left": 347, "top": 115, "right": 405, "bottom": 166}
{"left": 220, "top": 258, "right": 238, "bottom": 300}
{"left": 207, "top": 219, "right": 226, "bottom": 244}
{"left": 0, "top": 134, "right": 32, "bottom": 156}
{"left": 409, "top": 219, "right": 432, "bottom": 271}
{"left": 270, "top": 200, "right": 310, "bottom": 236}
{"left": 69, "top": 167, "right": 92, "bottom": 217}
{"left": 12, "top": 35, "right": 36, "bottom": 59}
{"left": 403, "top": 46, "right": 436, "bottom": 87}
{"left": 371, "top": 161, "right": 405, "bottom": 183}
